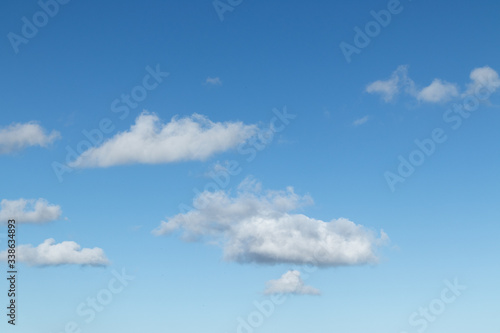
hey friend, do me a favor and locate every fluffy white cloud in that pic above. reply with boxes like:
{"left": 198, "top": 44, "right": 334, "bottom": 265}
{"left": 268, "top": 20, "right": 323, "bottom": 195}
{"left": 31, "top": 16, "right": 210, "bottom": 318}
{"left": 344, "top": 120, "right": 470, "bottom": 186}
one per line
{"left": 264, "top": 270, "right": 320, "bottom": 295}
{"left": 205, "top": 77, "right": 222, "bottom": 86}
{"left": 0, "top": 198, "right": 62, "bottom": 223}
{"left": 418, "top": 79, "right": 459, "bottom": 103}
{"left": 464, "top": 66, "right": 500, "bottom": 96}
{"left": 0, "top": 122, "right": 60, "bottom": 154}
{"left": 367, "top": 65, "right": 500, "bottom": 104}
{"left": 153, "top": 178, "right": 388, "bottom": 266}
{"left": 0, "top": 238, "right": 109, "bottom": 266}
{"left": 70, "top": 112, "right": 257, "bottom": 168}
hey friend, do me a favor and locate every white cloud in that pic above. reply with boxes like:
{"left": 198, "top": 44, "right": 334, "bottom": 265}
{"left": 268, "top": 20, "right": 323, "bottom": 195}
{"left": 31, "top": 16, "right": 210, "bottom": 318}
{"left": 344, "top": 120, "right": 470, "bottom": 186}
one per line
{"left": 365, "top": 72, "right": 400, "bottom": 102}
{"left": 69, "top": 111, "right": 257, "bottom": 168}
{"left": 417, "top": 79, "right": 459, "bottom": 103}
{"left": 464, "top": 66, "right": 500, "bottom": 96}
{"left": 367, "top": 65, "right": 500, "bottom": 104}
{"left": 353, "top": 116, "right": 370, "bottom": 126}
{"left": 0, "top": 122, "right": 60, "bottom": 154}
{"left": 153, "top": 178, "right": 388, "bottom": 267}
{"left": 205, "top": 77, "right": 222, "bottom": 86}
{"left": 264, "top": 270, "right": 320, "bottom": 295}
{"left": 365, "top": 65, "right": 414, "bottom": 102}
{"left": 0, "top": 198, "right": 62, "bottom": 224}
{"left": 0, "top": 238, "right": 109, "bottom": 266}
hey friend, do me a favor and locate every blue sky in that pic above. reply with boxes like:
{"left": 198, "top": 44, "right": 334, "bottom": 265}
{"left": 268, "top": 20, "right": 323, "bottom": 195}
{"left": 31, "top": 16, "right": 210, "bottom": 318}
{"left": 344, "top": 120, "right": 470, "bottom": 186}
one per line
{"left": 1, "top": 0, "right": 500, "bottom": 332}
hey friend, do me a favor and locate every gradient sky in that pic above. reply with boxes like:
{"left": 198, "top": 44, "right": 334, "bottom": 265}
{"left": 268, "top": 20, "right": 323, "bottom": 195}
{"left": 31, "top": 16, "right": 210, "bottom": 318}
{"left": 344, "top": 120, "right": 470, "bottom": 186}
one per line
{"left": 1, "top": 0, "right": 500, "bottom": 332}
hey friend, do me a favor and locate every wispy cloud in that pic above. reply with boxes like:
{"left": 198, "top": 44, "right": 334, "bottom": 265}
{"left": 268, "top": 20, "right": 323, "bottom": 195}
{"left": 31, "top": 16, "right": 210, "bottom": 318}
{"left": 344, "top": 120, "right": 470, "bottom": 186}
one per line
{"left": 153, "top": 177, "right": 388, "bottom": 267}
{"left": 353, "top": 115, "right": 370, "bottom": 126}
{"left": 0, "top": 238, "right": 109, "bottom": 266}
{"left": 0, "top": 198, "right": 62, "bottom": 224}
{"left": 0, "top": 122, "right": 60, "bottom": 154}
{"left": 264, "top": 270, "right": 320, "bottom": 295}
{"left": 69, "top": 111, "right": 257, "bottom": 168}
{"left": 205, "top": 77, "right": 222, "bottom": 86}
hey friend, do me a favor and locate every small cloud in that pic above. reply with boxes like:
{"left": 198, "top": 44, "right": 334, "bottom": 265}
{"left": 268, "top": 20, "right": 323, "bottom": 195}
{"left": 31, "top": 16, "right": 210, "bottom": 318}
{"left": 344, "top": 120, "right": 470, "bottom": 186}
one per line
{"left": 264, "top": 270, "right": 320, "bottom": 295}
{"left": 353, "top": 115, "right": 370, "bottom": 126}
{"left": 129, "top": 225, "right": 143, "bottom": 232}
{"left": 366, "top": 65, "right": 413, "bottom": 102}
{"left": 204, "top": 160, "right": 240, "bottom": 179}
{"left": 205, "top": 77, "right": 222, "bottom": 86}
{"left": 0, "top": 122, "right": 60, "bottom": 154}
{"left": 464, "top": 66, "right": 500, "bottom": 96}
{"left": 58, "top": 111, "right": 78, "bottom": 127}
{"left": 417, "top": 79, "right": 459, "bottom": 103}
{"left": 0, "top": 198, "right": 62, "bottom": 224}
{"left": 0, "top": 238, "right": 109, "bottom": 266}
{"left": 208, "top": 160, "right": 231, "bottom": 174}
